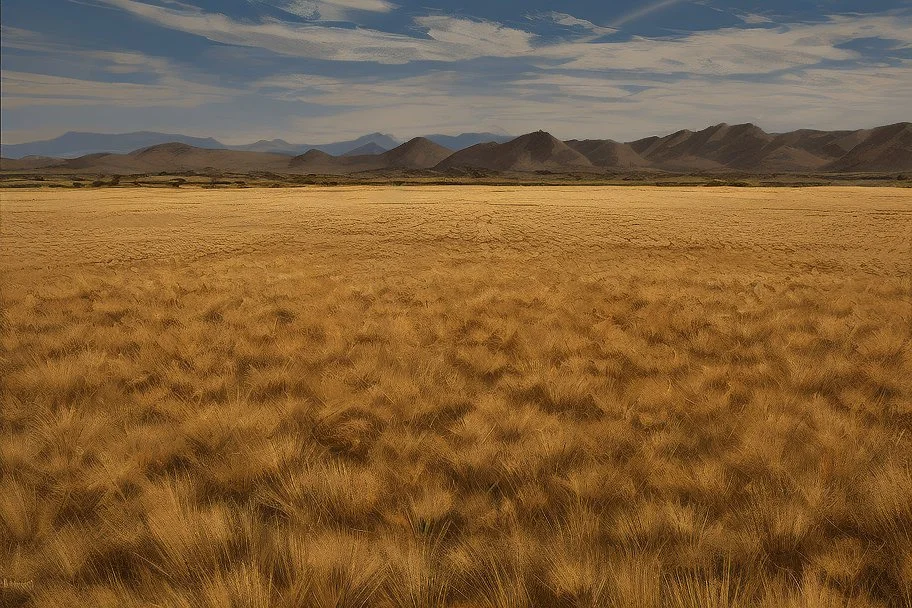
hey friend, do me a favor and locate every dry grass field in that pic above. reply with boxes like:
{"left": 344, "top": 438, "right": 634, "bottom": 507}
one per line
{"left": 1, "top": 186, "right": 911, "bottom": 607}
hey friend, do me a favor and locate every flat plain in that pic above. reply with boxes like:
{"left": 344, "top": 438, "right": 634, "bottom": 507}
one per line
{"left": 1, "top": 186, "right": 911, "bottom": 607}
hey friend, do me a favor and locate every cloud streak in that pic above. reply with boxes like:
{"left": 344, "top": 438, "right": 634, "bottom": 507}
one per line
{"left": 0, "top": 69, "right": 235, "bottom": 109}
{"left": 610, "top": 0, "right": 689, "bottom": 28}
{"left": 3, "top": 2, "right": 911, "bottom": 143}
{"left": 94, "top": 0, "right": 533, "bottom": 63}
{"left": 258, "top": 0, "right": 397, "bottom": 22}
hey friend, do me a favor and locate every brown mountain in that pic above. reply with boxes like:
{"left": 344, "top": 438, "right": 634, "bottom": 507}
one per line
{"left": 288, "top": 149, "right": 383, "bottom": 174}
{"left": 628, "top": 123, "right": 777, "bottom": 170}
{"left": 620, "top": 122, "right": 912, "bottom": 172}
{"left": 770, "top": 128, "right": 871, "bottom": 160}
{"left": 565, "top": 139, "right": 650, "bottom": 169}
{"left": 825, "top": 123, "right": 912, "bottom": 172}
{"left": 436, "top": 131, "right": 593, "bottom": 172}
{"left": 120, "top": 143, "right": 291, "bottom": 172}
{"left": 290, "top": 137, "right": 451, "bottom": 174}
{"left": 380, "top": 137, "right": 453, "bottom": 168}
{"left": 8, "top": 143, "right": 292, "bottom": 174}
{"left": 5, "top": 123, "right": 911, "bottom": 176}
{"left": 0, "top": 155, "right": 63, "bottom": 171}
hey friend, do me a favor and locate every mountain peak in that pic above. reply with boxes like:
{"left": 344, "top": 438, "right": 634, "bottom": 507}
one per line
{"left": 437, "top": 130, "right": 592, "bottom": 172}
{"left": 343, "top": 142, "right": 387, "bottom": 156}
{"left": 131, "top": 142, "right": 196, "bottom": 156}
{"left": 382, "top": 137, "right": 452, "bottom": 167}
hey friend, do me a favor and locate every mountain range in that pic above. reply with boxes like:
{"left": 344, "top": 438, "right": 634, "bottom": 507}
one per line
{"left": 2, "top": 122, "right": 909, "bottom": 175}
{"left": 0, "top": 131, "right": 513, "bottom": 159}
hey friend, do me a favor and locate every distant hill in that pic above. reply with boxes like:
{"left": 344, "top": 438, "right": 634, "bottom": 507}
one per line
{"left": 2, "top": 143, "right": 290, "bottom": 174}
{"left": 4, "top": 131, "right": 497, "bottom": 158}
{"left": 825, "top": 123, "right": 912, "bottom": 172}
{"left": 381, "top": 138, "right": 452, "bottom": 168}
{"left": 0, "top": 155, "right": 64, "bottom": 171}
{"left": 231, "top": 139, "right": 301, "bottom": 155}
{"left": 614, "top": 122, "right": 911, "bottom": 172}
{"left": 437, "top": 131, "right": 592, "bottom": 172}
{"left": 304, "top": 133, "right": 401, "bottom": 157}
{"left": 290, "top": 137, "right": 452, "bottom": 174}
{"left": 4, "top": 123, "right": 910, "bottom": 175}
{"left": 565, "top": 139, "right": 650, "bottom": 169}
{"left": 627, "top": 123, "right": 773, "bottom": 171}
{"left": 0, "top": 131, "right": 224, "bottom": 159}
{"left": 342, "top": 142, "right": 388, "bottom": 156}
{"left": 424, "top": 132, "right": 514, "bottom": 150}
{"left": 0, "top": 131, "right": 402, "bottom": 159}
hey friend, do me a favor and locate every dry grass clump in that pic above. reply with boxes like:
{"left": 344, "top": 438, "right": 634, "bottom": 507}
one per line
{"left": 1, "top": 186, "right": 910, "bottom": 606}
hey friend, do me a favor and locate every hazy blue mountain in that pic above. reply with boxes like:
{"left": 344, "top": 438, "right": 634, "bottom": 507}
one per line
{"left": 2, "top": 130, "right": 503, "bottom": 159}
{"left": 1, "top": 131, "right": 225, "bottom": 159}
{"left": 231, "top": 139, "right": 301, "bottom": 154}
{"left": 342, "top": 142, "right": 388, "bottom": 156}
{"left": 226, "top": 132, "right": 400, "bottom": 155}
{"left": 310, "top": 133, "right": 400, "bottom": 156}
{"left": 1, "top": 131, "right": 401, "bottom": 159}
{"left": 424, "top": 132, "right": 514, "bottom": 150}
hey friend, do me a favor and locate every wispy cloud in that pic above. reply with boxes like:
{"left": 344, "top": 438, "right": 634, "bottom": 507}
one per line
{"left": 413, "top": 16, "right": 533, "bottom": 56}
{"left": 93, "top": 0, "right": 534, "bottom": 63}
{"left": 257, "top": 0, "right": 397, "bottom": 22}
{"left": 610, "top": 0, "right": 689, "bottom": 28}
{"left": 539, "top": 13, "right": 912, "bottom": 75}
{"left": 89, "top": 1, "right": 912, "bottom": 75}
{"left": 0, "top": 69, "right": 236, "bottom": 109}
{"left": 737, "top": 13, "right": 774, "bottom": 25}
{"left": 4, "top": 2, "right": 911, "bottom": 143}
{"left": 251, "top": 56, "right": 912, "bottom": 141}
{"left": 535, "top": 12, "right": 616, "bottom": 37}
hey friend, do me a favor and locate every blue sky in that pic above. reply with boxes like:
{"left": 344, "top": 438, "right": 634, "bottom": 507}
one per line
{"left": 1, "top": 0, "right": 910, "bottom": 144}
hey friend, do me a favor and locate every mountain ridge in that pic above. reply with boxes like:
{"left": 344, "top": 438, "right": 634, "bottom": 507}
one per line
{"left": 3, "top": 123, "right": 910, "bottom": 174}
{"left": 1, "top": 131, "right": 508, "bottom": 159}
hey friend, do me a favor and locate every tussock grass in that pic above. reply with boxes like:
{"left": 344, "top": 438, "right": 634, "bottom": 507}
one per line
{"left": 1, "top": 186, "right": 910, "bottom": 606}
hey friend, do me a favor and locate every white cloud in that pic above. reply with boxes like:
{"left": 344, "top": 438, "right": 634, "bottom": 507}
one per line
{"left": 5, "top": 4, "right": 912, "bottom": 143}
{"left": 261, "top": 0, "right": 397, "bottom": 22}
{"left": 95, "top": 0, "right": 533, "bottom": 63}
{"left": 0, "top": 26, "right": 58, "bottom": 52}
{"left": 538, "top": 12, "right": 616, "bottom": 37}
{"left": 538, "top": 13, "right": 912, "bottom": 75}
{"left": 0, "top": 69, "right": 235, "bottom": 109}
{"left": 251, "top": 58, "right": 912, "bottom": 141}
{"left": 738, "top": 13, "right": 774, "bottom": 25}
{"left": 413, "top": 16, "right": 533, "bottom": 56}
{"left": 89, "top": 1, "right": 912, "bottom": 77}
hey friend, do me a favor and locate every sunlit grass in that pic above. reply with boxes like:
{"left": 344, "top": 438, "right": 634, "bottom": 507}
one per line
{"left": 1, "top": 186, "right": 910, "bottom": 606}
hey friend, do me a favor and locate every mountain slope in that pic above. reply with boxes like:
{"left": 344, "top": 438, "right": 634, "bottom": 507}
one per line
{"left": 11, "top": 143, "right": 290, "bottom": 173}
{"left": 629, "top": 123, "right": 776, "bottom": 170}
{"left": 770, "top": 128, "right": 871, "bottom": 160}
{"left": 290, "top": 138, "right": 451, "bottom": 174}
{"left": 343, "top": 142, "right": 388, "bottom": 156}
{"left": 1, "top": 131, "right": 402, "bottom": 159}
{"left": 437, "top": 131, "right": 593, "bottom": 172}
{"left": 424, "top": 132, "right": 514, "bottom": 150}
{"left": 1, "top": 131, "right": 225, "bottom": 159}
{"left": 825, "top": 123, "right": 912, "bottom": 172}
{"left": 232, "top": 139, "right": 300, "bottom": 155}
{"left": 566, "top": 140, "right": 650, "bottom": 169}
{"left": 380, "top": 138, "right": 452, "bottom": 168}
{"left": 0, "top": 156, "right": 64, "bottom": 171}
{"left": 6, "top": 124, "right": 911, "bottom": 175}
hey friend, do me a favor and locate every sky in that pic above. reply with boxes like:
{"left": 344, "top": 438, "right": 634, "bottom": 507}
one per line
{"left": 1, "top": 0, "right": 911, "bottom": 144}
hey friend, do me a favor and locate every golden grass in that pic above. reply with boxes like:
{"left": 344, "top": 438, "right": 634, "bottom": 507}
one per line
{"left": 1, "top": 186, "right": 911, "bottom": 607}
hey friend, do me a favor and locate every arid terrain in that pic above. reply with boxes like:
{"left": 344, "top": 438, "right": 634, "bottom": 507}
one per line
{"left": 3, "top": 122, "right": 911, "bottom": 176}
{"left": 1, "top": 186, "right": 911, "bottom": 607}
